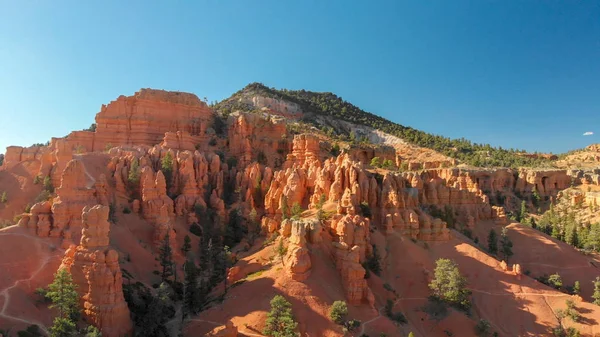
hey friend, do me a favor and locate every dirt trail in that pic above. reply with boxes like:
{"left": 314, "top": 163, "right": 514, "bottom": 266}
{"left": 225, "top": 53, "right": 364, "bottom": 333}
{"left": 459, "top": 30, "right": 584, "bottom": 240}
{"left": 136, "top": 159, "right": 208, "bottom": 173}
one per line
{"left": 0, "top": 230, "right": 62, "bottom": 334}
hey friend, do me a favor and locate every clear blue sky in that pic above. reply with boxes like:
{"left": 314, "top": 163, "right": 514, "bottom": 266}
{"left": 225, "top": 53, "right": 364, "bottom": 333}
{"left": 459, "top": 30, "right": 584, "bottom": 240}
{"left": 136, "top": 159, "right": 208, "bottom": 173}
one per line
{"left": 1, "top": 1, "right": 599, "bottom": 154}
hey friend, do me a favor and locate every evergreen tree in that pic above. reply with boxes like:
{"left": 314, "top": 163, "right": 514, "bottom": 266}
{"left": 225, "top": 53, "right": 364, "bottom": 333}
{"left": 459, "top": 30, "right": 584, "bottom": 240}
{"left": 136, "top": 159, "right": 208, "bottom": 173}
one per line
{"left": 182, "top": 235, "right": 191, "bottom": 256}
{"left": 366, "top": 244, "right": 382, "bottom": 276}
{"left": 183, "top": 259, "right": 201, "bottom": 317}
{"left": 429, "top": 258, "right": 471, "bottom": 310}
{"left": 548, "top": 273, "right": 563, "bottom": 290}
{"left": 281, "top": 195, "right": 290, "bottom": 220}
{"left": 43, "top": 176, "right": 54, "bottom": 193}
{"left": 128, "top": 157, "right": 141, "bottom": 185}
{"left": 0, "top": 191, "right": 6, "bottom": 203}
{"left": 592, "top": 277, "right": 600, "bottom": 306}
{"left": 46, "top": 268, "right": 79, "bottom": 337}
{"left": 263, "top": 295, "right": 298, "bottom": 337}
{"left": 290, "top": 202, "right": 303, "bottom": 219}
{"left": 159, "top": 233, "right": 174, "bottom": 282}
{"left": 370, "top": 157, "right": 381, "bottom": 168}
{"left": 573, "top": 281, "right": 580, "bottom": 295}
{"left": 487, "top": 229, "right": 498, "bottom": 255}
{"left": 519, "top": 201, "right": 528, "bottom": 222}
{"left": 277, "top": 238, "right": 287, "bottom": 265}
{"left": 408, "top": 333, "right": 415, "bottom": 337}
{"left": 225, "top": 208, "right": 244, "bottom": 247}
{"left": 329, "top": 300, "right": 348, "bottom": 324}
{"left": 161, "top": 152, "right": 174, "bottom": 191}
{"left": 500, "top": 227, "right": 513, "bottom": 262}
{"left": 565, "top": 224, "right": 579, "bottom": 247}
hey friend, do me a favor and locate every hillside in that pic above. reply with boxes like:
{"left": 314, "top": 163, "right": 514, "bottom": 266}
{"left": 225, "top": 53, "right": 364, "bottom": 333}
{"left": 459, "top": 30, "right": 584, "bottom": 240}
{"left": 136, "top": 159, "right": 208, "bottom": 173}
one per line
{"left": 0, "top": 86, "right": 599, "bottom": 337}
{"left": 215, "top": 83, "right": 557, "bottom": 168}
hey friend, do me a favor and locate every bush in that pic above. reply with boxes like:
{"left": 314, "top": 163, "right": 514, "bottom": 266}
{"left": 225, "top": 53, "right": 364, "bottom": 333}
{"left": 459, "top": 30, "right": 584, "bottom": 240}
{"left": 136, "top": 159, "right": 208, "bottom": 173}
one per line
{"left": 384, "top": 299, "right": 407, "bottom": 324}
{"left": 33, "top": 175, "right": 41, "bottom": 185}
{"left": 329, "top": 300, "right": 348, "bottom": 324}
{"left": 547, "top": 273, "right": 563, "bottom": 290}
{"left": 474, "top": 319, "right": 491, "bottom": 336}
{"left": 43, "top": 176, "right": 54, "bottom": 193}
{"left": 0, "top": 191, "right": 7, "bottom": 203}
{"left": 344, "top": 319, "right": 361, "bottom": 331}
{"left": 35, "top": 190, "right": 52, "bottom": 203}
{"left": 290, "top": 202, "right": 303, "bottom": 219}
{"left": 123, "top": 207, "right": 131, "bottom": 214}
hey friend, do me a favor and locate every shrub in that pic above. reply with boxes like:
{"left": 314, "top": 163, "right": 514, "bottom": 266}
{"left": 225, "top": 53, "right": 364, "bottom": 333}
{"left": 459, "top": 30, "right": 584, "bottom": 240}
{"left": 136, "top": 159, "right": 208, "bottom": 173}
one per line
{"left": 24, "top": 203, "right": 32, "bottom": 213}
{"left": 0, "top": 191, "right": 7, "bottom": 203}
{"left": 123, "top": 207, "right": 131, "bottom": 214}
{"left": 547, "top": 273, "right": 563, "bottom": 290}
{"left": 43, "top": 176, "right": 54, "bottom": 193}
{"left": 329, "top": 300, "right": 348, "bottom": 324}
{"left": 290, "top": 202, "right": 303, "bottom": 219}
{"left": 474, "top": 319, "right": 491, "bottom": 336}
{"left": 344, "top": 319, "right": 361, "bottom": 331}
{"left": 33, "top": 175, "right": 41, "bottom": 185}
{"left": 35, "top": 190, "right": 52, "bottom": 203}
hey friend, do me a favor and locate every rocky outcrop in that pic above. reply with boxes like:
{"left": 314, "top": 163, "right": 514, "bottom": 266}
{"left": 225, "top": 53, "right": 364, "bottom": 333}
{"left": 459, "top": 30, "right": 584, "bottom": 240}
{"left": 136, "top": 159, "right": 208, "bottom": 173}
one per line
{"left": 333, "top": 242, "right": 374, "bottom": 306}
{"left": 227, "top": 112, "right": 288, "bottom": 168}
{"left": 51, "top": 159, "right": 99, "bottom": 242}
{"left": 60, "top": 205, "right": 133, "bottom": 337}
{"left": 206, "top": 321, "right": 238, "bottom": 337}
{"left": 92, "top": 89, "right": 213, "bottom": 151}
{"left": 281, "top": 219, "right": 321, "bottom": 281}
{"left": 140, "top": 167, "right": 174, "bottom": 224}
{"left": 286, "top": 134, "right": 321, "bottom": 166}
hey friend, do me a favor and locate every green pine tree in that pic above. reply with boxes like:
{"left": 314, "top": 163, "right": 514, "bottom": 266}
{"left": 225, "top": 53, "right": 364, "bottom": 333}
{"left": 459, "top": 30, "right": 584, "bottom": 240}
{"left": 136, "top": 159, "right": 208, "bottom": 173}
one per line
{"left": 161, "top": 152, "right": 174, "bottom": 191}
{"left": 487, "top": 229, "right": 498, "bottom": 255}
{"left": 263, "top": 295, "right": 298, "bottom": 337}
{"left": 592, "top": 277, "right": 600, "bottom": 306}
{"left": 182, "top": 235, "right": 191, "bottom": 256}
{"left": 46, "top": 268, "right": 79, "bottom": 337}
{"left": 159, "top": 233, "right": 174, "bottom": 282}
{"left": 281, "top": 195, "right": 290, "bottom": 220}
{"left": 0, "top": 191, "right": 6, "bottom": 203}
{"left": 500, "top": 227, "right": 513, "bottom": 262}
{"left": 573, "top": 281, "right": 581, "bottom": 295}
{"left": 429, "top": 258, "right": 471, "bottom": 310}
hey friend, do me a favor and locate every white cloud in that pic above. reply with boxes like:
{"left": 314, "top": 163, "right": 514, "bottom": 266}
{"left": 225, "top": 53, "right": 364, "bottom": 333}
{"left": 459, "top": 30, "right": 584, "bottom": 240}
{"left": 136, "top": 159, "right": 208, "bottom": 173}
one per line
{"left": 583, "top": 131, "right": 594, "bottom": 136}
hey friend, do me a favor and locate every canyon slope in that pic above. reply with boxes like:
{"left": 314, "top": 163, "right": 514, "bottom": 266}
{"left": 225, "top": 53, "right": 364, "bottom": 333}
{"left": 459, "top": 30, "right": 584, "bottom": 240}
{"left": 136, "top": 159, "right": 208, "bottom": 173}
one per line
{"left": 0, "top": 85, "right": 599, "bottom": 337}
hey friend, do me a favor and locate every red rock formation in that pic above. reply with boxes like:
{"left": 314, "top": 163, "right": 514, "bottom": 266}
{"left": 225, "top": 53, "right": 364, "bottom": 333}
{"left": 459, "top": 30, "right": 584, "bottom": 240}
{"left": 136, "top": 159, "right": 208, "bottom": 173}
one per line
{"left": 51, "top": 159, "right": 98, "bottom": 242}
{"left": 60, "top": 205, "right": 133, "bottom": 337}
{"left": 332, "top": 242, "right": 374, "bottom": 306}
{"left": 228, "top": 112, "right": 288, "bottom": 167}
{"left": 92, "top": 89, "right": 212, "bottom": 151}
{"left": 286, "top": 134, "right": 321, "bottom": 166}
{"left": 140, "top": 167, "right": 174, "bottom": 224}
{"left": 281, "top": 220, "right": 319, "bottom": 281}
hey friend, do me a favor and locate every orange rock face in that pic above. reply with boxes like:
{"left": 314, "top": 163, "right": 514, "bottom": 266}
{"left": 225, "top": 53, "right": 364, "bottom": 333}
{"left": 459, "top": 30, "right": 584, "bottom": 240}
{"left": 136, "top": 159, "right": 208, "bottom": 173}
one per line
{"left": 60, "top": 205, "right": 132, "bottom": 337}
{"left": 227, "top": 112, "right": 288, "bottom": 167}
{"left": 93, "top": 89, "right": 213, "bottom": 151}
{"left": 51, "top": 159, "right": 100, "bottom": 243}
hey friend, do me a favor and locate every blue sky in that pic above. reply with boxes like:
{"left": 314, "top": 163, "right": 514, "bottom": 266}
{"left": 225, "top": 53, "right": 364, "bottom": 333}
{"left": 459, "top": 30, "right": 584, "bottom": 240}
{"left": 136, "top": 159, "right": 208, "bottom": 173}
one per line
{"left": 1, "top": 1, "right": 599, "bottom": 154}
